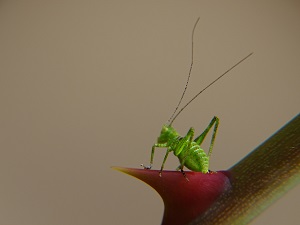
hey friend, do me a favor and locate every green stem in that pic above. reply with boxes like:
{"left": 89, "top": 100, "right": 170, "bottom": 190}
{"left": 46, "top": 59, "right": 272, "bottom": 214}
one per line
{"left": 190, "top": 114, "right": 300, "bottom": 225}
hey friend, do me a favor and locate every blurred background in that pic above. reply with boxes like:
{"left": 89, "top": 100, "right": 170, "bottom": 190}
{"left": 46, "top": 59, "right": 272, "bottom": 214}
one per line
{"left": 0, "top": 1, "right": 299, "bottom": 224}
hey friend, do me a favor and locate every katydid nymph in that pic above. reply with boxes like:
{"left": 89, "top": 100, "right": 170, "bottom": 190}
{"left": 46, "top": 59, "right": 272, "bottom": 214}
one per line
{"left": 141, "top": 18, "right": 253, "bottom": 179}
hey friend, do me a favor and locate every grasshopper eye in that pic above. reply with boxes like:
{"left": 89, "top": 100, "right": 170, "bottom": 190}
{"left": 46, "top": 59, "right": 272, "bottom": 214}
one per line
{"left": 161, "top": 125, "right": 168, "bottom": 134}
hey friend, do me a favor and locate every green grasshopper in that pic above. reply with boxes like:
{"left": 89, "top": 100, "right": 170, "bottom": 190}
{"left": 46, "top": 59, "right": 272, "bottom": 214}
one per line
{"left": 141, "top": 18, "right": 253, "bottom": 179}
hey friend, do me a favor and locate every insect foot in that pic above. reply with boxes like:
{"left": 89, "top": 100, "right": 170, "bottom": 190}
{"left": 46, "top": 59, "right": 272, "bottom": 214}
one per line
{"left": 159, "top": 170, "right": 162, "bottom": 177}
{"left": 140, "top": 164, "right": 152, "bottom": 170}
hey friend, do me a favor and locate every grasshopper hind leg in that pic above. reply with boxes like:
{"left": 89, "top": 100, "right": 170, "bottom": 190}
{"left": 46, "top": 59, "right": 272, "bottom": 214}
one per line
{"left": 194, "top": 116, "right": 219, "bottom": 158}
{"left": 176, "top": 165, "right": 189, "bottom": 181}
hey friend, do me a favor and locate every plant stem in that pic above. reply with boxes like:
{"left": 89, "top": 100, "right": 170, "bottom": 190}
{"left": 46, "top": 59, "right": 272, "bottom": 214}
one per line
{"left": 189, "top": 114, "right": 300, "bottom": 225}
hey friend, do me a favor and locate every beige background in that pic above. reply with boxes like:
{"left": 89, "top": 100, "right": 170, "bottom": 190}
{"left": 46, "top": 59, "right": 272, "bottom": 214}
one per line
{"left": 1, "top": 1, "right": 299, "bottom": 225}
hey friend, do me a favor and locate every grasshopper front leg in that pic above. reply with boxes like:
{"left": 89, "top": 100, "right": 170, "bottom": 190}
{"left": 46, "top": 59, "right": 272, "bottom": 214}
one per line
{"left": 141, "top": 143, "right": 167, "bottom": 170}
{"left": 159, "top": 147, "right": 173, "bottom": 176}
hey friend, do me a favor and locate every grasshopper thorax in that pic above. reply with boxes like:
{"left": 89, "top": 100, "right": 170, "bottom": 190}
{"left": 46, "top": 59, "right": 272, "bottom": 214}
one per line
{"left": 157, "top": 125, "right": 179, "bottom": 144}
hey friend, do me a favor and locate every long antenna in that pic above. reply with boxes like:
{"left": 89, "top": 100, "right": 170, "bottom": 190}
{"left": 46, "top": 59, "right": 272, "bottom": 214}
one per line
{"left": 170, "top": 52, "right": 253, "bottom": 125}
{"left": 167, "top": 17, "right": 200, "bottom": 124}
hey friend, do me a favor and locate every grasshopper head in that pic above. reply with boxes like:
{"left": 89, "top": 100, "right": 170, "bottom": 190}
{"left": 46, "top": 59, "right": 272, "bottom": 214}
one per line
{"left": 157, "top": 125, "right": 178, "bottom": 144}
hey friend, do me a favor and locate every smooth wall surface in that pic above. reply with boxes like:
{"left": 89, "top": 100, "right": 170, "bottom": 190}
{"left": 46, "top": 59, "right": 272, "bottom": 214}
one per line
{"left": 1, "top": 1, "right": 299, "bottom": 225}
